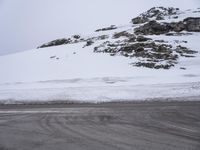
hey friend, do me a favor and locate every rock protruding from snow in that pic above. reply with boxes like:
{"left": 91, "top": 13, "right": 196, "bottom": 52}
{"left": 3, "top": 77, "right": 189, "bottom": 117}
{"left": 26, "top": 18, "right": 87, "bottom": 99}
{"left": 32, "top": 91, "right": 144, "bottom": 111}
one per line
{"left": 38, "top": 34, "right": 110, "bottom": 49}
{"left": 37, "top": 7, "right": 199, "bottom": 70}
{"left": 95, "top": 25, "right": 117, "bottom": 32}
{"left": 132, "top": 7, "right": 179, "bottom": 24}
{"left": 38, "top": 38, "right": 72, "bottom": 48}
{"left": 113, "top": 31, "right": 135, "bottom": 39}
{"left": 183, "top": 17, "right": 200, "bottom": 32}
{"left": 94, "top": 37, "right": 198, "bottom": 69}
{"left": 134, "top": 17, "right": 200, "bottom": 35}
{"left": 134, "top": 20, "right": 170, "bottom": 35}
{"left": 136, "top": 36, "right": 152, "bottom": 42}
{"left": 38, "top": 35, "right": 83, "bottom": 48}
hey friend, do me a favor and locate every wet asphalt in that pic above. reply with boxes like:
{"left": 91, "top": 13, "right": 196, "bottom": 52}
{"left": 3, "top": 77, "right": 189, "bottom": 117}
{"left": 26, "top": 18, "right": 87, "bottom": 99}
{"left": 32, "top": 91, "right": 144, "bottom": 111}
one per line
{"left": 0, "top": 101, "right": 200, "bottom": 150}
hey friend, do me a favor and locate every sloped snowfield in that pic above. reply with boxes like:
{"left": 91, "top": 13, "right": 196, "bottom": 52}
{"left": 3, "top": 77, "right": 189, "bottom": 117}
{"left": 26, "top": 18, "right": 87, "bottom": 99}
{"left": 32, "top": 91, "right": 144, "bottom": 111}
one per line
{"left": 0, "top": 8, "right": 200, "bottom": 104}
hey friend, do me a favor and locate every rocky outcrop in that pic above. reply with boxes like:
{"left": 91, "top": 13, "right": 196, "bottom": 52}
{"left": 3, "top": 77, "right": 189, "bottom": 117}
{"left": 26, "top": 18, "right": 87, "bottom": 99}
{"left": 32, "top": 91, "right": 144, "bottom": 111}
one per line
{"left": 93, "top": 37, "right": 198, "bottom": 69}
{"left": 37, "top": 7, "right": 199, "bottom": 70}
{"left": 175, "top": 45, "right": 198, "bottom": 57}
{"left": 132, "top": 7, "right": 179, "bottom": 24}
{"left": 134, "top": 17, "right": 200, "bottom": 35}
{"left": 132, "top": 17, "right": 148, "bottom": 24}
{"left": 95, "top": 42, "right": 165, "bottom": 69}
{"left": 168, "top": 22, "right": 185, "bottom": 32}
{"left": 168, "top": 17, "right": 200, "bottom": 32}
{"left": 38, "top": 38, "right": 72, "bottom": 48}
{"left": 165, "top": 32, "right": 193, "bottom": 36}
{"left": 95, "top": 25, "right": 117, "bottom": 32}
{"left": 83, "top": 40, "right": 94, "bottom": 48}
{"left": 133, "top": 62, "right": 174, "bottom": 69}
{"left": 136, "top": 36, "right": 152, "bottom": 42}
{"left": 183, "top": 17, "right": 200, "bottom": 32}
{"left": 113, "top": 31, "right": 135, "bottom": 39}
{"left": 38, "top": 34, "right": 109, "bottom": 49}
{"left": 134, "top": 21, "right": 170, "bottom": 35}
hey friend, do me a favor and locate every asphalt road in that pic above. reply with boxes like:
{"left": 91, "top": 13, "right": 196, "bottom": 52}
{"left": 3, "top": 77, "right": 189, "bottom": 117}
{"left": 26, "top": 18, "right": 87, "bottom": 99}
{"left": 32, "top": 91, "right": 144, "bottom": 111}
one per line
{"left": 0, "top": 101, "right": 200, "bottom": 150}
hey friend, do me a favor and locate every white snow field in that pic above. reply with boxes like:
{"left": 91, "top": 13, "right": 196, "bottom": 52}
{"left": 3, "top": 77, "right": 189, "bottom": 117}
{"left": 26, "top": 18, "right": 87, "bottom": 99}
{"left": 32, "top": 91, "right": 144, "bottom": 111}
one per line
{"left": 0, "top": 8, "right": 200, "bottom": 104}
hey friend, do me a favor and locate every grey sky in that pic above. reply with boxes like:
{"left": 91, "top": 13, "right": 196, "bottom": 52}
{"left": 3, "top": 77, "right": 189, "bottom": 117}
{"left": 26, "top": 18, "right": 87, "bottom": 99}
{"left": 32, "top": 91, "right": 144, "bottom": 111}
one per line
{"left": 0, "top": 0, "right": 199, "bottom": 55}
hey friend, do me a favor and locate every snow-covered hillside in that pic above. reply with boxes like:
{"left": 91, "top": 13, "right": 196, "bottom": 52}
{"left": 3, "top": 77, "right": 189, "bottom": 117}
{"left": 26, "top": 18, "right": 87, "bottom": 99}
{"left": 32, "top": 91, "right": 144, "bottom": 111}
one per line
{"left": 0, "top": 7, "right": 200, "bottom": 104}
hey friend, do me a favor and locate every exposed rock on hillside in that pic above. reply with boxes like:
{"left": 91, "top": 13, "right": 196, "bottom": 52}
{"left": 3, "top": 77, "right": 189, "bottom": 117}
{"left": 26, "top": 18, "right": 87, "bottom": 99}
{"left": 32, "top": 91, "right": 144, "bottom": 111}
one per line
{"left": 134, "top": 17, "right": 200, "bottom": 35}
{"left": 132, "top": 7, "right": 179, "bottom": 24}
{"left": 134, "top": 20, "right": 170, "bottom": 35}
{"left": 94, "top": 40, "right": 189, "bottom": 69}
{"left": 136, "top": 36, "right": 152, "bottom": 42}
{"left": 38, "top": 34, "right": 109, "bottom": 48}
{"left": 37, "top": 7, "right": 200, "bottom": 69}
{"left": 38, "top": 38, "right": 72, "bottom": 48}
{"left": 183, "top": 17, "right": 200, "bottom": 32}
{"left": 175, "top": 45, "right": 198, "bottom": 57}
{"left": 37, "top": 35, "right": 84, "bottom": 48}
{"left": 95, "top": 25, "right": 117, "bottom": 32}
{"left": 113, "top": 31, "right": 135, "bottom": 39}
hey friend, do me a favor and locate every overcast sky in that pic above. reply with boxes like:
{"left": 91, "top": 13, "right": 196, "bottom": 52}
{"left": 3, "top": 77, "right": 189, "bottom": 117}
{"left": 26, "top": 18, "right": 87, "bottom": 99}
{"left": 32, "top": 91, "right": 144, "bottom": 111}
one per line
{"left": 0, "top": 0, "right": 199, "bottom": 55}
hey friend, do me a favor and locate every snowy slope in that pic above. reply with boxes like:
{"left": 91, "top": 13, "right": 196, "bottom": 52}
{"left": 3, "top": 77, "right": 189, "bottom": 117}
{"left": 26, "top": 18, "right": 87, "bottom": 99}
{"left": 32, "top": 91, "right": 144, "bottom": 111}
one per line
{"left": 0, "top": 7, "right": 200, "bottom": 104}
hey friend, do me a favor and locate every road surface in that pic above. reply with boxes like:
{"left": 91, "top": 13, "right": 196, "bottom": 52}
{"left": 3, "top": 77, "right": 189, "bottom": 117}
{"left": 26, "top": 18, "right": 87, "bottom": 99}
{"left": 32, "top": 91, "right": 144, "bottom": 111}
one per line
{"left": 0, "top": 101, "right": 200, "bottom": 150}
